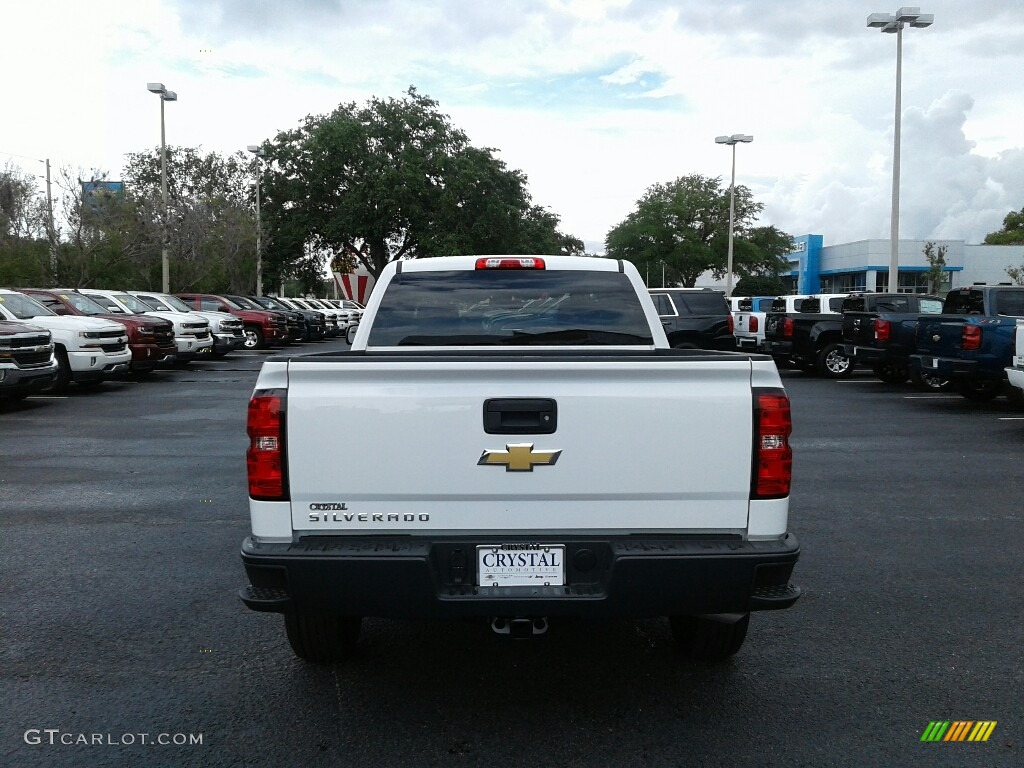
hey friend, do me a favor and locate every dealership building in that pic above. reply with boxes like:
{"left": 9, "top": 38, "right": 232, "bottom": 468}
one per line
{"left": 780, "top": 235, "right": 1024, "bottom": 295}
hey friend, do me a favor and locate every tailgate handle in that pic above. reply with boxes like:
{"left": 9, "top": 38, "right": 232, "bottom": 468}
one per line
{"left": 483, "top": 398, "right": 557, "bottom": 434}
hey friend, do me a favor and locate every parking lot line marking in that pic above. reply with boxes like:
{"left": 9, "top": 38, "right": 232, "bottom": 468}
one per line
{"left": 903, "top": 395, "right": 962, "bottom": 399}
{"left": 836, "top": 380, "right": 883, "bottom": 383}
{"left": 998, "top": 417, "right": 1024, "bottom": 420}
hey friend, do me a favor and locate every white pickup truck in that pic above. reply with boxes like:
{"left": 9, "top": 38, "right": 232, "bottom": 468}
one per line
{"left": 1006, "top": 318, "right": 1024, "bottom": 395}
{"left": 239, "top": 256, "right": 801, "bottom": 663}
{"left": 0, "top": 288, "right": 131, "bottom": 392}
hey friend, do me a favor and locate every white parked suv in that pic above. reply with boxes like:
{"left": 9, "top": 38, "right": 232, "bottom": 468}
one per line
{"left": 129, "top": 291, "right": 244, "bottom": 358}
{"left": 0, "top": 288, "right": 131, "bottom": 392}
{"left": 78, "top": 289, "right": 214, "bottom": 363}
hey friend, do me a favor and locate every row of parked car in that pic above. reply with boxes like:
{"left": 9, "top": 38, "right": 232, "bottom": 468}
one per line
{"left": 0, "top": 288, "right": 363, "bottom": 400}
{"left": 730, "top": 284, "right": 1024, "bottom": 402}
{"left": 645, "top": 284, "right": 1024, "bottom": 402}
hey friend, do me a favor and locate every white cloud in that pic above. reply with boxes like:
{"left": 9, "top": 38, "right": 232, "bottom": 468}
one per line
{"left": 2, "top": 0, "right": 1023, "bottom": 251}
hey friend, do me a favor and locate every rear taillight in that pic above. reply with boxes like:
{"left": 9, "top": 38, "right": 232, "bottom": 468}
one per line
{"left": 728, "top": 314, "right": 735, "bottom": 334}
{"left": 247, "top": 389, "right": 288, "bottom": 500}
{"left": 752, "top": 389, "right": 792, "bottom": 499}
{"left": 873, "top": 318, "right": 891, "bottom": 341}
{"left": 749, "top": 316, "right": 758, "bottom": 333}
{"left": 475, "top": 257, "right": 546, "bottom": 269}
{"left": 962, "top": 325, "right": 981, "bottom": 351}
{"left": 783, "top": 317, "right": 794, "bottom": 338}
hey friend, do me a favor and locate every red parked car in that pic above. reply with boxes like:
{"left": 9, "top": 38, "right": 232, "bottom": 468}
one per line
{"left": 175, "top": 293, "right": 288, "bottom": 350}
{"left": 21, "top": 289, "right": 177, "bottom": 372}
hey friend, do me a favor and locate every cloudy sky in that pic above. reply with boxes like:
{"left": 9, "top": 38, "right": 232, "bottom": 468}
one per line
{"left": 4, "top": 0, "right": 1024, "bottom": 254}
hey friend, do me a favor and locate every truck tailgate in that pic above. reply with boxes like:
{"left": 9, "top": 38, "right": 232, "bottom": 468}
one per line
{"left": 284, "top": 356, "right": 755, "bottom": 533}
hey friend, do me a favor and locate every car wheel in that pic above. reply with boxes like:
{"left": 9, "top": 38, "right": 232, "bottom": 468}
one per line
{"left": 670, "top": 613, "right": 749, "bottom": 663}
{"left": 243, "top": 326, "right": 265, "bottom": 350}
{"left": 41, "top": 348, "right": 71, "bottom": 394}
{"left": 816, "top": 343, "right": 855, "bottom": 378}
{"left": 955, "top": 380, "right": 1002, "bottom": 402}
{"left": 284, "top": 613, "right": 362, "bottom": 663}
{"left": 872, "top": 363, "right": 908, "bottom": 384}
{"left": 909, "top": 368, "right": 951, "bottom": 391}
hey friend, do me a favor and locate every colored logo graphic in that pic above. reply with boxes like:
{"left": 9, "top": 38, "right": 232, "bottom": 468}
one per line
{"left": 921, "top": 721, "right": 997, "bottom": 742}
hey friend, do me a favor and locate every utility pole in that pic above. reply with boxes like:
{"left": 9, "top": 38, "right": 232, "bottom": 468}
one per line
{"left": 45, "top": 158, "right": 56, "bottom": 281}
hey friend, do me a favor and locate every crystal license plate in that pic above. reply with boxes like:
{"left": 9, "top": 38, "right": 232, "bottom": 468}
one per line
{"left": 477, "top": 544, "right": 565, "bottom": 587}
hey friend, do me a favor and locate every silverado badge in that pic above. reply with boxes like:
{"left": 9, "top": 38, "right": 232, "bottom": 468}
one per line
{"left": 478, "top": 443, "right": 561, "bottom": 472}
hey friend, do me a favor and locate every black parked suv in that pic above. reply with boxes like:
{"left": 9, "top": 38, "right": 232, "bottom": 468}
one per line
{"left": 249, "top": 295, "right": 326, "bottom": 342}
{"left": 648, "top": 288, "right": 735, "bottom": 350}
{"left": 227, "top": 295, "right": 303, "bottom": 343}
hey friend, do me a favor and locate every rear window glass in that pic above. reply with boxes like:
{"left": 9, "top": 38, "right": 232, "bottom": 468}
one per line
{"left": 737, "top": 298, "right": 752, "bottom": 311}
{"left": 919, "top": 298, "right": 943, "bottom": 314}
{"left": 368, "top": 270, "right": 654, "bottom": 346}
{"left": 675, "top": 292, "right": 728, "bottom": 314}
{"left": 828, "top": 297, "right": 845, "bottom": 312}
{"left": 755, "top": 298, "right": 774, "bottom": 312}
{"left": 799, "top": 298, "right": 821, "bottom": 313}
{"left": 944, "top": 290, "right": 985, "bottom": 314}
{"left": 649, "top": 293, "right": 676, "bottom": 316}
{"left": 772, "top": 297, "right": 803, "bottom": 312}
{"left": 994, "top": 290, "right": 1024, "bottom": 316}
{"left": 842, "top": 297, "right": 865, "bottom": 312}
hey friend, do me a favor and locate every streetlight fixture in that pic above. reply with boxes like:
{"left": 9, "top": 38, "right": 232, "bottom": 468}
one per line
{"left": 867, "top": 7, "right": 933, "bottom": 292}
{"left": 147, "top": 82, "right": 177, "bottom": 292}
{"left": 246, "top": 145, "right": 266, "bottom": 296}
{"left": 715, "top": 133, "right": 753, "bottom": 298}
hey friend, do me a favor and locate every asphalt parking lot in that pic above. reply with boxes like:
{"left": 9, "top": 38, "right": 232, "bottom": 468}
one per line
{"left": 2, "top": 346, "right": 1021, "bottom": 768}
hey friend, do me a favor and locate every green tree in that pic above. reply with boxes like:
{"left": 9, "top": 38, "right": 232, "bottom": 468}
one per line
{"left": 923, "top": 241, "right": 948, "bottom": 294}
{"left": 740, "top": 225, "right": 793, "bottom": 278}
{"left": 604, "top": 174, "right": 762, "bottom": 287}
{"left": 260, "top": 87, "right": 581, "bottom": 281}
{"left": 0, "top": 162, "right": 51, "bottom": 285}
{"left": 120, "top": 147, "right": 258, "bottom": 292}
{"left": 983, "top": 207, "right": 1024, "bottom": 245}
{"left": 733, "top": 275, "right": 788, "bottom": 297}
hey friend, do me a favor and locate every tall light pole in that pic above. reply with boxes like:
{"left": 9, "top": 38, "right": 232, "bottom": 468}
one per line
{"left": 867, "top": 7, "right": 933, "bottom": 293}
{"left": 715, "top": 133, "right": 753, "bottom": 297}
{"left": 147, "top": 83, "right": 177, "bottom": 292}
{"left": 247, "top": 145, "right": 266, "bottom": 296}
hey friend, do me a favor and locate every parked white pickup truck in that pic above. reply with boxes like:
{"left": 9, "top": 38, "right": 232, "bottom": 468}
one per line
{"left": 239, "top": 256, "right": 801, "bottom": 663}
{"left": 1006, "top": 318, "right": 1024, "bottom": 395}
{"left": 0, "top": 288, "right": 131, "bottom": 392}
{"left": 733, "top": 295, "right": 776, "bottom": 352}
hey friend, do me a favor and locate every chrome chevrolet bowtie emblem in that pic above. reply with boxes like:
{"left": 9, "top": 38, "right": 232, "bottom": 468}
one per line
{"left": 932, "top": 334, "right": 941, "bottom": 342}
{"left": 478, "top": 443, "right": 561, "bottom": 472}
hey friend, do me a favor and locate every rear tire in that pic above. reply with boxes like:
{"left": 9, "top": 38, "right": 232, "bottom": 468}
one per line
{"left": 872, "top": 363, "right": 908, "bottom": 384}
{"left": 284, "top": 613, "right": 362, "bottom": 663}
{"left": 816, "top": 343, "right": 855, "bottom": 379}
{"left": 955, "top": 380, "right": 1002, "bottom": 402}
{"left": 670, "top": 613, "right": 749, "bottom": 663}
